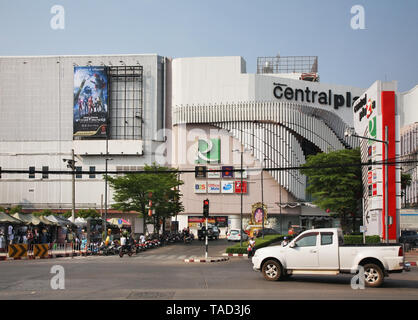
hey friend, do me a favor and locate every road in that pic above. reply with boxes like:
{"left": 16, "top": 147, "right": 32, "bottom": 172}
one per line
{"left": 0, "top": 239, "right": 417, "bottom": 300}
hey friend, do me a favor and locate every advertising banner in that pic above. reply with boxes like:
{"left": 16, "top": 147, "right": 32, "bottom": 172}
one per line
{"left": 234, "top": 181, "right": 248, "bottom": 193}
{"left": 207, "top": 182, "right": 221, "bottom": 193}
{"left": 221, "top": 181, "right": 234, "bottom": 193}
{"left": 221, "top": 166, "right": 234, "bottom": 178}
{"left": 352, "top": 81, "right": 399, "bottom": 240}
{"left": 73, "top": 66, "right": 109, "bottom": 138}
{"left": 234, "top": 167, "right": 248, "bottom": 179}
{"left": 195, "top": 166, "right": 207, "bottom": 178}
{"left": 188, "top": 216, "right": 228, "bottom": 228}
{"left": 207, "top": 167, "right": 221, "bottom": 178}
{"left": 194, "top": 182, "right": 207, "bottom": 193}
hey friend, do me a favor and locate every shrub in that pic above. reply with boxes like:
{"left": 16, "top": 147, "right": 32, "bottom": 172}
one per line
{"left": 343, "top": 235, "right": 381, "bottom": 244}
{"left": 225, "top": 234, "right": 291, "bottom": 254}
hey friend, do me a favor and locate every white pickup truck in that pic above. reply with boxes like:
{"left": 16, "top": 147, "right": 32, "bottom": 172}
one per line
{"left": 252, "top": 228, "right": 405, "bottom": 287}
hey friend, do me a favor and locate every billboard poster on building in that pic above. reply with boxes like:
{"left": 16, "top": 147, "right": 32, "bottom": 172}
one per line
{"left": 73, "top": 66, "right": 109, "bottom": 138}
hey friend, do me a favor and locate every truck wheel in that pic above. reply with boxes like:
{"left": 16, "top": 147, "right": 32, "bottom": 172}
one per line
{"left": 363, "top": 263, "right": 384, "bottom": 287}
{"left": 262, "top": 260, "right": 283, "bottom": 281}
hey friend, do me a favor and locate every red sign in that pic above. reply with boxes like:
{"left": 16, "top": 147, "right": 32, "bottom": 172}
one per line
{"left": 368, "top": 171, "right": 372, "bottom": 185}
{"left": 234, "top": 181, "right": 247, "bottom": 193}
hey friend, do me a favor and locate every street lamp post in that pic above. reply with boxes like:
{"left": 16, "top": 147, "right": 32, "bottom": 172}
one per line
{"left": 345, "top": 127, "right": 390, "bottom": 243}
{"left": 104, "top": 158, "right": 113, "bottom": 234}
{"left": 261, "top": 157, "right": 269, "bottom": 239}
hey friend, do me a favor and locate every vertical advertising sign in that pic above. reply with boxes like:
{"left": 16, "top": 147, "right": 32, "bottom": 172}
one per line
{"left": 73, "top": 66, "right": 109, "bottom": 138}
{"left": 353, "top": 81, "right": 399, "bottom": 241}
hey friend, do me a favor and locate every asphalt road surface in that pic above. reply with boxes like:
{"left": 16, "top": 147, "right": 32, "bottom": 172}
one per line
{"left": 1, "top": 239, "right": 417, "bottom": 300}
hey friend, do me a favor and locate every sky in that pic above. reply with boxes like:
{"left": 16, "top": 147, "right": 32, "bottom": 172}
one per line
{"left": 0, "top": 0, "right": 417, "bottom": 91}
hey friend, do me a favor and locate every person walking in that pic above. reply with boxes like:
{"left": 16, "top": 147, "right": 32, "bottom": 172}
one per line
{"left": 248, "top": 237, "right": 256, "bottom": 258}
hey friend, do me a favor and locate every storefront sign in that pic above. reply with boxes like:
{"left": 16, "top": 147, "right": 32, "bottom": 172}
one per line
{"left": 188, "top": 216, "right": 228, "bottom": 228}
{"left": 222, "top": 166, "right": 234, "bottom": 178}
{"left": 194, "top": 183, "right": 207, "bottom": 193}
{"left": 234, "top": 181, "right": 248, "bottom": 193}
{"left": 195, "top": 166, "right": 207, "bottom": 178}
{"left": 221, "top": 181, "right": 234, "bottom": 193}
{"left": 196, "top": 138, "right": 220, "bottom": 164}
{"left": 273, "top": 82, "right": 358, "bottom": 110}
{"left": 207, "top": 182, "right": 221, "bottom": 193}
{"left": 207, "top": 167, "right": 221, "bottom": 178}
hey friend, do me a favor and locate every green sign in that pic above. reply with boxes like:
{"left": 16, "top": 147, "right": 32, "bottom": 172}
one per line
{"left": 368, "top": 116, "right": 376, "bottom": 145}
{"left": 196, "top": 138, "right": 220, "bottom": 164}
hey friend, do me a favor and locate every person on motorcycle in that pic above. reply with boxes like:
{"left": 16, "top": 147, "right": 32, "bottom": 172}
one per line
{"left": 120, "top": 232, "right": 127, "bottom": 250}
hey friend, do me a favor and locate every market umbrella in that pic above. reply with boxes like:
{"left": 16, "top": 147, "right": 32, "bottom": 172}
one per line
{"left": 37, "top": 215, "right": 57, "bottom": 226}
{"left": 106, "top": 218, "right": 131, "bottom": 226}
{"left": 12, "top": 213, "right": 42, "bottom": 226}
{"left": 45, "top": 215, "right": 69, "bottom": 227}
{"left": 0, "top": 212, "right": 25, "bottom": 224}
{"left": 74, "top": 217, "right": 87, "bottom": 226}
{"left": 53, "top": 215, "right": 76, "bottom": 227}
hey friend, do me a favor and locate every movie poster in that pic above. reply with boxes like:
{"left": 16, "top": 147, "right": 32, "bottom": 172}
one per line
{"left": 73, "top": 66, "right": 109, "bottom": 138}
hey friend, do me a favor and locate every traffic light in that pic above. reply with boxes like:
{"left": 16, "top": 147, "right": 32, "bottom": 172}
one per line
{"left": 203, "top": 199, "right": 209, "bottom": 217}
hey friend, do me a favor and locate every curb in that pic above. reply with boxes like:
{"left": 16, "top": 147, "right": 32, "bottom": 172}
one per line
{"left": 0, "top": 252, "right": 81, "bottom": 261}
{"left": 222, "top": 253, "right": 248, "bottom": 257}
{"left": 406, "top": 261, "right": 417, "bottom": 267}
{"left": 184, "top": 257, "right": 229, "bottom": 263}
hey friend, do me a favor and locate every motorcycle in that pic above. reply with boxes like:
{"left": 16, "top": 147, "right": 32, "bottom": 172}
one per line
{"left": 119, "top": 244, "right": 135, "bottom": 257}
{"left": 183, "top": 235, "right": 193, "bottom": 244}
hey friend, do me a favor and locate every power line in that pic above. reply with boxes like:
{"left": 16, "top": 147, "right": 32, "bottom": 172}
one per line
{"left": 0, "top": 159, "right": 417, "bottom": 176}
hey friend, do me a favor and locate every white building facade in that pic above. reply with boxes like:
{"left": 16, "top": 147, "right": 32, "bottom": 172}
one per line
{"left": 0, "top": 54, "right": 169, "bottom": 232}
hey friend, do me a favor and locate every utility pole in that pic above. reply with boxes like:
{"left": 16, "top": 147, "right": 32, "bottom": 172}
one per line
{"left": 63, "top": 150, "right": 76, "bottom": 222}
{"left": 71, "top": 149, "right": 75, "bottom": 223}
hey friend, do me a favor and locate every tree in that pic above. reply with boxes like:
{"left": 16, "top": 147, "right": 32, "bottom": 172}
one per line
{"left": 300, "top": 148, "right": 363, "bottom": 234}
{"left": 32, "top": 209, "right": 54, "bottom": 217}
{"left": 105, "top": 164, "right": 184, "bottom": 234}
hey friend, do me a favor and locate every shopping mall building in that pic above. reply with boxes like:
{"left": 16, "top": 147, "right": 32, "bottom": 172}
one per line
{"left": 0, "top": 54, "right": 416, "bottom": 237}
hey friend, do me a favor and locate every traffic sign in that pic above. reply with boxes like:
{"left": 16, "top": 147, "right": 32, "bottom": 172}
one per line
{"left": 8, "top": 244, "right": 28, "bottom": 259}
{"left": 33, "top": 244, "right": 49, "bottom": 258}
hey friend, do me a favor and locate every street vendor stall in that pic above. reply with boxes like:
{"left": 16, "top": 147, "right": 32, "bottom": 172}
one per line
{"left": 0, "top": 212, "right": 25, "bottom": 249}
